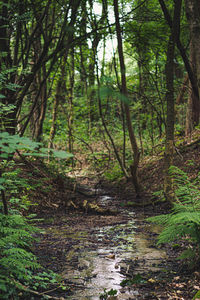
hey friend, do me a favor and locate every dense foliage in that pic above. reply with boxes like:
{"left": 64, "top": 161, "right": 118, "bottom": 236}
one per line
{"left": 147, "top": 166, "right": 200, "bottom": 265}
{"left": 0, "top": 0, "right": 200, "bottom": 296}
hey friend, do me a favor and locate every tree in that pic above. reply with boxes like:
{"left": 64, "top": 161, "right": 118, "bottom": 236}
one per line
{"left": 0, "top": 0, "right": 82, "bottom": 137}
{"left": 113, "top": 0, "right": 141, "bottom": 194}
{"left": 184, "top": 0, "right": 200, "bottom": 133}
{"left": 159, "top": 0, "right": 182, "bottom": 203}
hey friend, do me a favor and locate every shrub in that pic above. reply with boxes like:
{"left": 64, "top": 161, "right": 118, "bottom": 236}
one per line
{"left": 147, "top": 166, "right": 200, "bottom": 265}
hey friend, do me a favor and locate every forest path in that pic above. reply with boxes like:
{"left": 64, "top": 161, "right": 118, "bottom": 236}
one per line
{"left": 33, "top": 180, "right": 177, "bottom": 300}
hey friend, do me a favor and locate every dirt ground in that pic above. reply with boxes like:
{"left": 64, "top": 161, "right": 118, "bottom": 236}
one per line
{"left": 20, "top": 141, "right": 200, "bottom": 299}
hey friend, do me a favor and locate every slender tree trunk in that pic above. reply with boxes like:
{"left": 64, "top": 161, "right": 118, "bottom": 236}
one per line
{"left": 163, "top": 0, "right": 182, "bottom": 203}
{"left": 113, "top": 0, "right": 141, "bottom": 195}
{"left": 48, "top": 82, "right": 60, "bottom": 149}
{"left": 185, "top": 0, "right": 200, "bottom": 127}
{"left": 159, "top": 0, "right": 199, "bottom": 99}
{"left": 87, "top": 0, "right": 107, "bottom": 132}
{"left": 48, "top": 55, "right": 67, "bottom": 150}
{"left": 67, "top": 48, "right": 75, "bottom": 154}
{"left": 33, "top": 65, "right": 47, "bottom": 142}
{"left": 164, "top": 34, "right": 175, "bottom": 203}
{"left": 0, "top": 0, "right": 16, "bottom": 134}
{"left": 0, "top": 170, "right": 8, "bottom": 215}
{"left": 176, "top": 74, "right": 189, "bottom": 104}
{"left": 185, "top": 41, "right": 199, "bottom": 137}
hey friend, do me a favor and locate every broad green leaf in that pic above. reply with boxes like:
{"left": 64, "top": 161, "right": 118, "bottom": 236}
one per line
{"left": 51, "top": 150, "right": 73, "bottom": 159}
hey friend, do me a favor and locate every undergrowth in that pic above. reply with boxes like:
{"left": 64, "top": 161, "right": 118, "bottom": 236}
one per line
{"left": 147, "top": 166, "right": 200, "bottom": 266}
{"left": 0, "top": 128, "right": 70, "bottom": 299}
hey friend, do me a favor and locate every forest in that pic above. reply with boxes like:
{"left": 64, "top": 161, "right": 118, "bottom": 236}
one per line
{"left": 0, "top": 0, "right": 200, "bottom": 299}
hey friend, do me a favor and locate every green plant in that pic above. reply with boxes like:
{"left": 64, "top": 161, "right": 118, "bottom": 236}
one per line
{"left": 0, "top": 212, "right": 69, "bottom": 299}
{"left": 147, "top": 166, "right": 200, "bottom": 265}
{"left": 120, "top": 274, "right": 147, "bottom": 286}
{"left": 104, "top": 162, "right": 124, "bottom": 181}
{"left": 0, "top": 130, "right": 73, "bottom": 212}
{"left": 100, "top": 288, "right": 118, "bottom": 299}
{"left": 193, "top": 290, "right": 200, "bottom": 299}
{"left": 0, "top": 124, "right": 71, "bottom": 297}
{"left": 0, "top": 213, "right": 39, "bottom": 298}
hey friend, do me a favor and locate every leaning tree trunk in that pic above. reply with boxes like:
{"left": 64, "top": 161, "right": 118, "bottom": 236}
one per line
{"left": 113, "top": 0, "right": 141, "bottom": 195}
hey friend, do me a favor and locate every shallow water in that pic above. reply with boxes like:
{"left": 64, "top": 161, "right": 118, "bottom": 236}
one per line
{"left": 44, "top": 193, "right": 165, "bottom": 299}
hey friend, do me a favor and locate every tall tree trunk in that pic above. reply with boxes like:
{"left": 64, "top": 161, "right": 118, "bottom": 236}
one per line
{"left": 163, "top": 0, "right": 182, "bottom": 203}
{"left": 185, "top": 41, "right": 199, "bottom": 137}
{"left": 0, "top": 0, "right": 16, "bottom": 134}
{"left": 113, "top": 0, "right": 141, "bottom": 195}
{"left": 184, "top": 0, "right": 200, "bottom": 128}
{"left": 164, "top": 36, "right": 175, "bottom": 203}
{"left": 48, "top": 55, "right": 67, "bottom": 150}
{"left": 48, "top": 81, "right": 61, "bottom": 150}
{"left": 67, "top": 48, "right": 75, "bottom": 154}
{"left": 87, "top": 0, "right": 107, "bottom": 132}
{"left": 159, "top": 0, "right": 199, "bottom": 99}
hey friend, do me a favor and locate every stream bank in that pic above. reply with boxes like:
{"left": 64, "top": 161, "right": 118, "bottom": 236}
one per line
{"left": 33, "top": 184, "right": 196, "bottom": 300}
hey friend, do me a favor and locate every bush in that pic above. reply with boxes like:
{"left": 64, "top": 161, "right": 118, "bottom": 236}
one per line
{"left": 0, "top": 213, "right": 40, "bottom": 299}
{"left": 0, "top": 129, "right": 69, "bottom": 298}
{"left": 147, "top": 166, "right": 200, "bottom": 265}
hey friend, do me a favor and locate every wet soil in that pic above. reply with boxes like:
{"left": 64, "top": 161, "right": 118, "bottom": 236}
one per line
{"left": 33, "top": 183, "right": 199, "bottom": 300}
{"left": 21, "top": 141, "right": 200, "bottom": 299}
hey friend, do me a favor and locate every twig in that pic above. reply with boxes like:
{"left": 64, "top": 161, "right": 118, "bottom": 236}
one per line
{"left": 14, "top": 280, "right": 65, "bottom": 300}
{"left": 174, "top": 146, "right": 183, "bottom": 160}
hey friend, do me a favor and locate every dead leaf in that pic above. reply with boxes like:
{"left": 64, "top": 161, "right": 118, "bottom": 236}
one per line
{"left": 106, "top": 254, "right": 115, "bottom": 259}
{"left": 148, "top": 278, "right": 156, "bottom": 283}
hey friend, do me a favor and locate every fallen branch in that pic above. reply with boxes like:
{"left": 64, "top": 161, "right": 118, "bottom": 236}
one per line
{"left": 178, "top": 138, "right": 200, "bottom": 152}
{"left": 14, "top": 280, "right": 66, "bottom": 300}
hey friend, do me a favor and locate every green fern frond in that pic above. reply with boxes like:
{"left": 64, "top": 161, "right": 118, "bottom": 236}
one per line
{"left": 147, "top": 166, "right": 200, "bottom": 264}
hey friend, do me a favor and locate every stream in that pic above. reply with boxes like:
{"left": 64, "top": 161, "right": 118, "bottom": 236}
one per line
{"left": 42, "top": 192, "right": 166, "bottom": 299}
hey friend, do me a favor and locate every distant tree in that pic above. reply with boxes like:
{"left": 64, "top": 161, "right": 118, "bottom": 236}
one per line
{"left": 184, "top": 0, "right": 200, "bottom": 134}
{"left": 0, "top": 0, "right": 81, "bottom": 137}
{"left": 159, "top": 0, "right": 182, "bottom": 203}
{"left": 113, "top": 0, "right": 141, "bottom": 194}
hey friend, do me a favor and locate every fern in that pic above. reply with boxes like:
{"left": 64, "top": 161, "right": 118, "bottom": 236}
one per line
{"left": 147, "top": 166, "right": 200, "bottom": 264}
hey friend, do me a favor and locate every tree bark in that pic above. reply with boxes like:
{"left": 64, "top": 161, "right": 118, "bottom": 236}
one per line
{"left": 163, "top": 0, "right": 182, "bottom": 203}
{"left": 113, "top": 0, "right": 141, "bottom": 195}
{"left": 67, "top": 48, "right": 75, "bottom": 154}
{"left": 159, "top": 0, "right": 199, "bottom": 100}
{"left": 184, "top": 0, "right": 200, "bottom": 127}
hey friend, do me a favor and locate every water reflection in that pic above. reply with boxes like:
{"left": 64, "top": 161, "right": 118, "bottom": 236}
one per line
{"left": 57, "top": 216, "right": 166, "bottom": 299}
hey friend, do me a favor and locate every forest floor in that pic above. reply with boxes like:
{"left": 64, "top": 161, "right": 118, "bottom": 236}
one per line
{"left": 20, "top": 137, "right": 200, "bottom": 299}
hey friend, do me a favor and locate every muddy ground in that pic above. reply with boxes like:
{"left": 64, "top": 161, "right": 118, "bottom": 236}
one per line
{"left": 21, "top": 142, "right": 200, "bottom": 299}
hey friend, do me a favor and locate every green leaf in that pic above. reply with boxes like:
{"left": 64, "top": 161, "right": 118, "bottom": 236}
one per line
{"left": 0, "top": 178, "right": 6, "bottom": 184}
{"left": 22, "top": 153, "right": 48, "bottom": 157}
{"left": 99, "top": 86, "right": 114, "bottom": 99}
{"left": 193, "top": 290, "right": 200, "bottom": 300}
{"left": 51, "top": 150, "right": 73, "bottom": 159}
{"left": 115, "top": 91, "right": 130, "bottom": 104}
{"left": 0, "top": 281, "right": 7, "bottom": 292}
